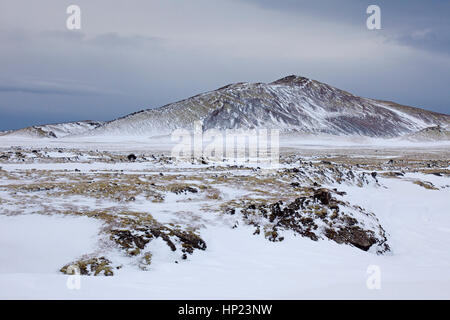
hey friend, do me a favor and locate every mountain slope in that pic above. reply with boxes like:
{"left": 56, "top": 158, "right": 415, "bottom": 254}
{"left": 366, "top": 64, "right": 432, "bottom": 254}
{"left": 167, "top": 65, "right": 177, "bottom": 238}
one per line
{"left": 0, "top": 120, "right": 104, "bottom": 138}
{"left": 88, "top": 75, "right": 450, "bottom": 138}
{"left": 405, "top": 125, "right": 450, "bottom": 141}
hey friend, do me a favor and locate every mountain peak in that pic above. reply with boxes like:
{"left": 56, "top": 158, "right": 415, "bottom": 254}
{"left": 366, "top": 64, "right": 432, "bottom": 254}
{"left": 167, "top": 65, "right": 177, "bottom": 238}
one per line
{"left": 271, "top": 75, "right": 310, "bottom": 86}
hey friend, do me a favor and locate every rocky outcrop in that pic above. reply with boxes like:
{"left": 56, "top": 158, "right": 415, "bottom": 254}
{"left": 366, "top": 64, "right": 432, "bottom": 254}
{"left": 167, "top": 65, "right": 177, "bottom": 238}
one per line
{"left": 109, "top": 223, "right": 207, "bottom": 259}
{"left": 60, "top": 256, "right": 115, "bottom": 276}
{"left": 230, "top": 188, "right": 390, "bottom": 254}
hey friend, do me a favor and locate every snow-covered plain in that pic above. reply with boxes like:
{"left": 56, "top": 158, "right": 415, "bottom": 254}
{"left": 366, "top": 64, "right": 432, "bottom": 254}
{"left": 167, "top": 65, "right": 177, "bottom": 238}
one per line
{"left": 0, "top": 136, "right": 449, "bottom": 299}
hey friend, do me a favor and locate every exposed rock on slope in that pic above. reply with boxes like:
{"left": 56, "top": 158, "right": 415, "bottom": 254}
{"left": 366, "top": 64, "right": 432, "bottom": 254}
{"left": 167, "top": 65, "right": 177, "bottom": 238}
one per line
{"left": 235, "top": 188, "right": 390, "bottom": 254}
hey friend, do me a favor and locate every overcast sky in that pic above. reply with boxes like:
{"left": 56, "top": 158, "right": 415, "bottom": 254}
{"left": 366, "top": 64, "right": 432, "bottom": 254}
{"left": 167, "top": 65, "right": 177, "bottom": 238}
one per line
{"left": 1, "top": 0, "right": 449, "bottom": 130}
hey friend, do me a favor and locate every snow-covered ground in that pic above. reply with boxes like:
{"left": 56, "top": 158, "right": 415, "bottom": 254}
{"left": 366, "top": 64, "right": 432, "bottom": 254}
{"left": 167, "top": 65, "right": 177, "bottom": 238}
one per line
{"left": 0, "top": 137, "right": 449, "bottom": 299}
{"left": 0, "top": 133, "right": 449, "bottom": 153}
{"left": 1, "top": 176, "right": 449, "bottom": 299}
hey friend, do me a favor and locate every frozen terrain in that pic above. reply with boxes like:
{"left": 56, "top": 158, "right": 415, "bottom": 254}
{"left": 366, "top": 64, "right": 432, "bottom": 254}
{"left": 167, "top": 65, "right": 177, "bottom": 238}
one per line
{"left": 0, "top": 75, "right": 449, "bottom": 299}
{"left": 0, "top": 136, "right": 449, "bottom": 299}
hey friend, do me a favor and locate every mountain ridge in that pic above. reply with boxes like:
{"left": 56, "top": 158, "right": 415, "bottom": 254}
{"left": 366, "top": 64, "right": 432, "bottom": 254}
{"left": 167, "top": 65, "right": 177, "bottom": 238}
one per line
{"left": 88, "top": 75, "right": 449, "bottom": 138}
{"left": 0, "top": 120, "right": 104, "bottom": 138}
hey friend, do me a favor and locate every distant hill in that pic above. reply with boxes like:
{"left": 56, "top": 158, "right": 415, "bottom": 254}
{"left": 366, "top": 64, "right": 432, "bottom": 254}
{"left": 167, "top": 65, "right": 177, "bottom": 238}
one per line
{"left": 1, "top": 120, "right": 104, "bottom": 138}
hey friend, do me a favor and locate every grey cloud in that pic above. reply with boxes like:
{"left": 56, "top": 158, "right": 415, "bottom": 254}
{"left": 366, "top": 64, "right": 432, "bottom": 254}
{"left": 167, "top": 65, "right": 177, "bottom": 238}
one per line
{"left": 88, "top": 33, "right": 163, "bottom": 48}
{"left": 38, "top": 30, "right": 164, "bottom": 48}
{"left": 0, "top": 79, "right": 117, "bottom": 96}
{"left": 238, "top": 0, "right": 450, "bottom": 55}
{"left": 387, "top": 28, "right": 450, "bottom": 55}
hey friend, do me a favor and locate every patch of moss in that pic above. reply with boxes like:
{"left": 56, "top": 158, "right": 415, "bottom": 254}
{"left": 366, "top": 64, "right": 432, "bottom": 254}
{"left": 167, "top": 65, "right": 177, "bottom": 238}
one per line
{"left": 412, "top": 180, "right": 439, "bottom": 190}
{"left": 138, "top": 252, "right": 152, "bottom": 271}
{"left": 60, "top": 256, "right": 114, "bottom": 276}
{"left": 167, "top": 184, "right": 198, "bottom": 195}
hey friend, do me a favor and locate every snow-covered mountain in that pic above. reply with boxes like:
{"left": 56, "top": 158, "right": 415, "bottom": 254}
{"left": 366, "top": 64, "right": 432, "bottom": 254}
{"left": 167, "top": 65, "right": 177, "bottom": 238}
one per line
{"left": 406, "top": 125, "right": 450, "bottom": 141}
{"left": 3, "top": 75, "right": 449, "bottom": 139}
{"left": 0, "top": 120, "right": 103, "bottom": 138}
{"left": 89, "top": 75, "right": 450, "bottom": 138}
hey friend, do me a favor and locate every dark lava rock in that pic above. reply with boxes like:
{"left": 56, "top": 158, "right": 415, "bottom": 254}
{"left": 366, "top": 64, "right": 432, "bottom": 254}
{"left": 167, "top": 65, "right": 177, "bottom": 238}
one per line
{"left": 110, "top": 223, "right": 207, "bottom": 259}
{"left": 225, "top": 207, "right": 236, "bottom": 215}
{"left": 313, "top": 189, "right": 332, "bottom": 205}
{"left": 325, "top": 227, "right": 377, "bottom": 252}
{"left": 110, "top": 229, "right": 150, "bottom": 251}
{"left": 127, "top": 154, "right": 137, "bottom": 161}
{"left": 239, "top": 188, "right": 390, "bottom": 253}
{"left": 169, "top": 185, "right": 198, "bottom": 195}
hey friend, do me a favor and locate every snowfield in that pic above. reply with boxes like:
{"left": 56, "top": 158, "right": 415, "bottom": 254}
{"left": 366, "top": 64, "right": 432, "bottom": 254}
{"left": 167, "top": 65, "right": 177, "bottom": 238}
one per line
{"left": 0, "top": 215, "right": 101, "bottom": 274}
{"left": 0, "top": 136, "right": 449, "bottom": 299}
